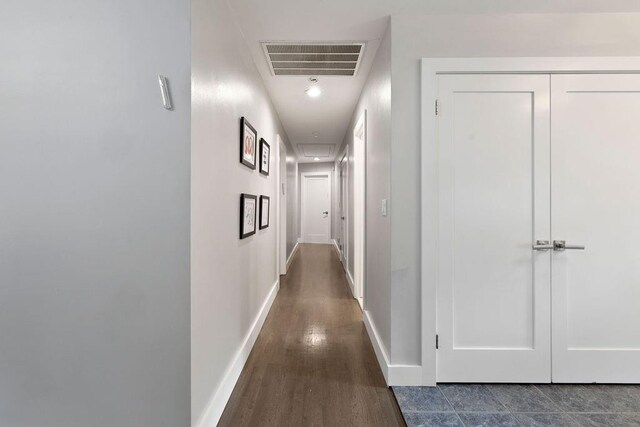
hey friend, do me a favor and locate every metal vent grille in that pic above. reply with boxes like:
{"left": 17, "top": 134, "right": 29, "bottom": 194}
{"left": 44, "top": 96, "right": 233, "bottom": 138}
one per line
{"left": 262, "top": 42, "right": 364, "bottom": 76}
{"left": 297, "top": 143, "right": 335, "bottom": 158}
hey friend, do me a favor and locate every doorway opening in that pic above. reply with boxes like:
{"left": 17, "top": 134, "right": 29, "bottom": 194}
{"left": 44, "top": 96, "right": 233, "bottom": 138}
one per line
{"left": 301, "top": 172, "right": 332, "bottom": 244}
{"left": 353, "top": 111, "right": 366, "bottom": 309}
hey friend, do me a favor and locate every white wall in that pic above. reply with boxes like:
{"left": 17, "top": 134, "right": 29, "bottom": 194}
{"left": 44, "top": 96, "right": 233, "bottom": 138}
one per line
{"left": 390, "top": 13, "right": 640, "bottom": 367}
{"left": 339, "top": 25, "right": 392, "bottom": 355}
{"left": 0, "top": 1, "right": 191, "bottom": 426}
{"left": 191, "top": 0, "right": 294, "bottom": 424}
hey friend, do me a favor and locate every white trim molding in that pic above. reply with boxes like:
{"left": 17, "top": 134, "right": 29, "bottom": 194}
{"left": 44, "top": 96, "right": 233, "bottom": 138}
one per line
{"left": 421, "top": 56, "right": 640, "bottom": 386}
{"left": 276, "top": 135, "right": 287, "bottom": 276}
{"left": 346, "top": 269, "right": 355, "bottom": 298}
{"left": 194, "top": 279, "right": 280, "bottom": 427}
{"left": 286, "top": 241, "right": 300, "bottom": 271}
{"left": 331, "top": 238, "right": 340, "bottom": 254}
{"left": 363, "top": 311, "right": 422, "bottom": 386}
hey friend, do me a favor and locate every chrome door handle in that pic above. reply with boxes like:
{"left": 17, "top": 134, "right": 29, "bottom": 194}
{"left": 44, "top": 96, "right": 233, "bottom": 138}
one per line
{"left": 553, "top": 240, "right": 585, "bottom": 251}
{"left": 533, "top": 240, "right": 553, "bottom": 251}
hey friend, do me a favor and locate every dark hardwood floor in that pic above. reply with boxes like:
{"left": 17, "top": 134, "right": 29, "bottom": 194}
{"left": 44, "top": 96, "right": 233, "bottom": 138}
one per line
{"left": 219, "top": 244, "right": 405, "bottom": 426}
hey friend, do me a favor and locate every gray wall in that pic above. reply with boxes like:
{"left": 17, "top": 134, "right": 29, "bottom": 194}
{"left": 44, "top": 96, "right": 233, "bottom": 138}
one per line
{"left": 0, "top": 1, "right": 191, "bottom": 426}
{"left": 191, "top": 0, "right": 294, "bottom": 424}
{"left": 338, "top": 25, "right": 392, "bottom": 355}
{"left": 390, "top": 13, "right": 640, "bottom": 366}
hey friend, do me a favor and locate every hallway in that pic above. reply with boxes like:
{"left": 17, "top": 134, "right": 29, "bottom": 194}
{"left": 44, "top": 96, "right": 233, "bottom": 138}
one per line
{"left": 218, "top": 244, "right": 404, "bottom": 426}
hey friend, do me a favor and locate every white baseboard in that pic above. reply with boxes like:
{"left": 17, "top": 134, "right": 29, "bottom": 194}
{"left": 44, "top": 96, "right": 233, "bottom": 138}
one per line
{"left": 346, "top": 270, "right": 355, "bottom": 298}
{"left": 363, "top": 311, "right": 422, "bottom": 386}
{"left": 194, "top": 279, "right": 280, "bottom": 427}
{"left": 286, "top": 242, "right": 300, "bottom": 270}
{"left": 330, "top": 239, "right": 340, "bottom": 254}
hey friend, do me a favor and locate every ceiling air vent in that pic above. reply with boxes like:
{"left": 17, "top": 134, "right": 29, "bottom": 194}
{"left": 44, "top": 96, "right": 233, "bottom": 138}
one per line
{"left": 262, "top": 42, "right": 365, "bottom": 76}
{"left": 297, "top": 144, "right": 335, "bottom": 159}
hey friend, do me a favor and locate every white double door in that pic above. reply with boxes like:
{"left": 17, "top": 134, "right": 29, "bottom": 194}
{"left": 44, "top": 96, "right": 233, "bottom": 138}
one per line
{"left": 437, "top": 73, "right": 640, "bottom": 383}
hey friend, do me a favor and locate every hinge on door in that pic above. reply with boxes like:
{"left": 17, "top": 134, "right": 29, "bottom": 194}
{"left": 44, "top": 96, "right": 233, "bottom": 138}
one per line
{"left": 436, "top": 334, "right": 439, "bottom": 349}
{"left": 435, "top": 99, "right": 440, "bottom": 116}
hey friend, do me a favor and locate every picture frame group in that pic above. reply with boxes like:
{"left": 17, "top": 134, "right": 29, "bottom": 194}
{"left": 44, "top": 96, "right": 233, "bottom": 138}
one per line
{"left": 238, "top": 117, "right": 272, "bottom": 239}
{"left": 240, "top": 193, "right": 270, "bottom": 239}
{"left": 240, "top": 117, "right": 270, "bottom": 176}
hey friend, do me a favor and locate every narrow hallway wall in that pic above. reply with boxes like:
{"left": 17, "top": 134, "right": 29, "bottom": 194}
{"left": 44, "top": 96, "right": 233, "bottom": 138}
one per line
{"left": 0, "top": 1, "right": 191, "bottom": 425}
{"left": 339, "top": 24, "right": 392, "bottom": 364}
{"left": 191, "top": 0, "right": 295, "bottom": 424}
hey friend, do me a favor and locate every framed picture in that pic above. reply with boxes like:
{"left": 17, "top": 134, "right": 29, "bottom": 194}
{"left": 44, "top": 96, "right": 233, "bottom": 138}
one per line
{"left": 240, "top": 193, "right": 257, "bottom": 239}
{"left": 259, "top": 138, "right": 270, "bottom": 176}
{"left": 259, "top": 195, "right": 270, "bottom": 229}
{"left": 240, "top": 117, "right": 257, "bottom": 169}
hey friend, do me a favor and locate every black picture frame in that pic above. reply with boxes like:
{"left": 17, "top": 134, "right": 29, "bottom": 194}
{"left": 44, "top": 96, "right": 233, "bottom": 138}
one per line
{"left": 240, "top": 117, "right": 257, "bottom": 170}
{"left": 259, "top": 138, "right": 270, "bottom": 176}
{"left": 259, "top": 195, "right": 270, "bottom": 230}
{"left": 240, "top": 193, "right": 257, "bottom": 239}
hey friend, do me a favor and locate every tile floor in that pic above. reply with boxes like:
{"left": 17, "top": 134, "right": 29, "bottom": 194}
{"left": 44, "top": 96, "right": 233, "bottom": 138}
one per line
{"left": 392, "top": 384, "right": 640, "bottom": 426}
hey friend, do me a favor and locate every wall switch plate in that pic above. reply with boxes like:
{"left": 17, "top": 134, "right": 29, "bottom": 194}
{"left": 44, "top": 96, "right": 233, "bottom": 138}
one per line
{"left": 158, "top": 75, "right": 173, "bottom": 110}
{"left": 381, "top": 199, "right": 388, "bottom": 217}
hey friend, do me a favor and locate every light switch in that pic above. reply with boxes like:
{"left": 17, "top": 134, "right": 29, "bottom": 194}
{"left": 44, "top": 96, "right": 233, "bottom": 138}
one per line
{"left": 158, "top": 75, "right": 173, "bottom": 110}
{"left": 381, "top": 199, "right": 387, "bottom": 217}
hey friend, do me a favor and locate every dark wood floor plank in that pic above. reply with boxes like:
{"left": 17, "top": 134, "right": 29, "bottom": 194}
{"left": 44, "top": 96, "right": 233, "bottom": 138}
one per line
{"left": 219, "top": 244, "right": 405, "bottom": 426}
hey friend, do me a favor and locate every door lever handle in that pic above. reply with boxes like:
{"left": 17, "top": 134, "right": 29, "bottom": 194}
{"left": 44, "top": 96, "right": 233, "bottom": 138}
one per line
{"left": 533, "top": 240, "right": 553, "bottom": 251}
{"left": 553, "top": 240, "right": 585, "bottom": 251}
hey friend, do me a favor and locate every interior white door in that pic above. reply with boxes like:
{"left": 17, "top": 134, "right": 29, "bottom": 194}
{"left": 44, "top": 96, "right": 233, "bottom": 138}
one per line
{"left": 339, "top": 154, "right": 348, "bottom": 266}
{"left": 437, "top": 74, "right": 551, "bottom": 382}
{"left": 551, "top": 74, "right": 640, "bottom": 383}
{"left": 302, "top": 174, "right": 331, "bottom": 244}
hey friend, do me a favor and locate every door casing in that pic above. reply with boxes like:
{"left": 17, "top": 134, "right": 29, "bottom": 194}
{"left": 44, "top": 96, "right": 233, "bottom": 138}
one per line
{"left": 339, "top": 148, "right": 349, "bottom": 270}
{"left": 277, "top": 135, "right": 287, "bottom": 275}
{"left": 421, "top": 57, "right": 640, "bottom": 386}
{"left": 353, "top": 111, "right": 366, "bottom": 309}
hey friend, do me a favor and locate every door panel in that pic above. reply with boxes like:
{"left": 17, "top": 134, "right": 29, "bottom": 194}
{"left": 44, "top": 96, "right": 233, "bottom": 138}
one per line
{"left": 437, "top": 74, "right": 551, "bottom": 382}
{"left": 302, "top": 175, "right": 330, "bottom": 244}
{"left": 551, "top": 74, "right": 640, "bottom": 383}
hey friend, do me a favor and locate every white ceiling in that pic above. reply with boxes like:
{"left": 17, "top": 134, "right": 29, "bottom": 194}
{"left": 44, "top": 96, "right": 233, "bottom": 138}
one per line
{"left": 227, "top": 0, "right": 640, "bottom": 162}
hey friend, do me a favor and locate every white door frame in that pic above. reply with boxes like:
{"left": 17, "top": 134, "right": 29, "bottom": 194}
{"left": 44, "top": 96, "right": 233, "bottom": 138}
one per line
{"left": 421, "top": 57, "right": 640, "bottom": 386}
{"left": 301, "top": 171, "right": 332, "bottom": 244}
{"left": 338, "top": 147, "right": 349, "bottom": 270}
{"left": 276, "top": 135, "right": 287, "bottom": 275}
{"left": 353, "top": 111, "right": 366, "bottom": 309}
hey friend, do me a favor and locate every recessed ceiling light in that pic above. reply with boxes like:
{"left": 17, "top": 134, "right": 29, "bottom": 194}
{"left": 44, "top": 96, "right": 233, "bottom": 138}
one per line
{"left": 306, "top": 86, "right": 321, "bottom": 98}
{"left": 314, "top": 157, "right": 320, "bottom": 161}
{"left": 312, "top": 132, "right": 319, "bottom": 138}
